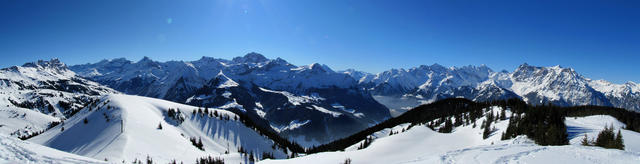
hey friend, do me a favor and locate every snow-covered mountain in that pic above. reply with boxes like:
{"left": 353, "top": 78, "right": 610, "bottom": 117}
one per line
{"left": 0, "top": 59, "right": 117, "bottom": 138}
{"left": 29, "top": 94, "right": 289, "bottom": 163}
{"left": 588, "top": 79, "right": 640, "bottom": 112}
{"left": 337, "top": 69, "right": 373, "bottom": 83}
{"left": 69, "top": 53, "right": 391, "bottom": 146}
{"left": 350, "top": 63, "right": 640, "bottom": 115}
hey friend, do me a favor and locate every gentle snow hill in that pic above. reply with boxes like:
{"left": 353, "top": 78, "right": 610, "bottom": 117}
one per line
{"left": 566, "top": 115, "right": 640, "bottom": 152}
{"left": 29, "top": 94, "right": 287, "bottom": 163}
{"left": 0, "top": 134, "right": 105, "bottom": 164}
{"left": 261, "top": 107, "right": 640, "bottom": 164}
{"left": 0, "top": 107, "right": 58, "bottom": 138}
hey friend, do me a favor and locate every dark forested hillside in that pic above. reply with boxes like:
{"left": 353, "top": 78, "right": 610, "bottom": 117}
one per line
{"left": 308, "top": 98, "right": 640, "bottom": 153}
{"left": 308, "top": 98, "right": 490, "bottom": 153}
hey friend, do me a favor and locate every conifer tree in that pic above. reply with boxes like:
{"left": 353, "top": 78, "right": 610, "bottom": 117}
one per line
{"left": 343, "top": 158, "right": 352, "bottom": 164}
{"left": 596, "top": 125, "right": 615, "bottom": 148}
{"left": 482, "top": 124, "right": 491, "bottom": 139}
{"left": 249, "top": 151, "right": 255, "bottom": 162}
{"left": 616, "top": 129, "right": 624, "bottom": 150}
{"left": 581, "top": 134, "right": 590, "bottom": 146}
{"left": 146, "top": 155, "right": 152, "bottom": 164}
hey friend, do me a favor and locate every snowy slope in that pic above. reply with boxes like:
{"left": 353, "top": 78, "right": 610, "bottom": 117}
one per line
{"left": 261, "top": 108, "right": 640, "bottom": 164}
{"left": 0, "top": 107, "right": 59, "bottom": 138}
{"left": 0, "top": 134, "right": 105, "bottom": 164}
{"left": 566, "top": 115, "right": 640, "bottom": 152}
{"left": 29, "top": 94, "right": 287, "bottom": 163}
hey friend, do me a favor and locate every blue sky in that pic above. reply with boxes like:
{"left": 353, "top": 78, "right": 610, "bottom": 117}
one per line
{"left": 0, "top": 0, "right": 638, "bottom": 83}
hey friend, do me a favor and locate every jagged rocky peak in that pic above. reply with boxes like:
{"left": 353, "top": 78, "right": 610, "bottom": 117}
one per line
{"left": 138, "top": 56, "right": 152, "bottom": 62}
{"left": 514, "top": 63, "right": 581, "bottom": 79}
{"left": 513, "top": 63, "right": 547, "bottom": 78}
{"left": 232, "top": 52, "right": 269, "bottom": 64}
{"left": 461, "top": 64, "right": 492, "bottom": 71}
{"left": 415, "top": 63, "right": 447, "bottom": 72}
{"left": 22, "top": 58, "right": 68, "bottom": 70}
{"left": 137, "top": 56, "right": 155, "bottom": 64}
{"left": 514, "top": 62, "right": 535, "bottom": 72}
{"left": 197, "top": 56, "right": 220, "bottom": 63}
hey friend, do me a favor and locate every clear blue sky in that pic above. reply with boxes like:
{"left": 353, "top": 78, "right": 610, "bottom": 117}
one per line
{"left": 1, "top": 0, "right": 638, "bottom": 83}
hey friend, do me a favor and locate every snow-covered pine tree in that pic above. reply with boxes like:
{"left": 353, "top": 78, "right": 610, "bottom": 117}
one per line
{"left": 581, "top": 134, "right": 590, "bottom": 146}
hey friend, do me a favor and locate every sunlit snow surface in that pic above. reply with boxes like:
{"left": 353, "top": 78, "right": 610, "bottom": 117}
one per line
{"left": 261, "top": 108, "right": 640, "bottom": 164}
{"left": 0, "top": 134, "right": 105, "bottom": 164}
{"left": 26, "top": 94, "right": 286, "bottom": 163}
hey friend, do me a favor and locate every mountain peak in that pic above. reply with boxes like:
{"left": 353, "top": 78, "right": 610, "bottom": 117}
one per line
{"left": 138, "top": 56, "right": 154, "bottom": 63}
{"left": 431, "top": 63, "right": 444, "bottom": 68}
{"left": 307, "top": 63, "right": 334, "bottom": 73}
{"left": 514, "top": 63, "right": 540, "bottom": 73}
{"left": 22, "top": 58, "right": 68, "bottom": 70}
{"left": 232, "top": 52, "right": 269, "bottom": 64}
{"left": 211, "top": 70, "right": 239, "bottom": 88}
{"left": 199, "top": 56, "right": 217, "bottom": 61}
{"left": 517, "top": 63, "right": 532, "bottom": 69}
{"left": 550, "top": 65, "right": 563, "bottom": 69}
{"left": 272, "top": 57, "right": 289, "bottom": 65}
{"left": 134, "top": 56, "right": 162, "bottom": 68}
{"left": 309, "top": 63, "right": 322, "bottom": 69}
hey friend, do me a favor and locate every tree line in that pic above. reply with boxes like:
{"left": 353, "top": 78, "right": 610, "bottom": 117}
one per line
{"left": 308, "top": 97, "right": 640, "bottom": 153}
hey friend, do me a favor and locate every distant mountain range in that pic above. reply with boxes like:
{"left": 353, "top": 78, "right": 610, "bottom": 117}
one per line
{"left": 69, "top": 53, "right": 390, "bottom": 146}
{"left": 2, "top": 52, "right": 639, "bottom": 147}
{"left": 346, "top": 63, "right": 640, "bottom": 116}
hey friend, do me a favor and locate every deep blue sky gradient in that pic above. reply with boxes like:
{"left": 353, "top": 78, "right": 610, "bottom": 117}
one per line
{"left": 1, "top": 0, "right": 639, "bottom": 83}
